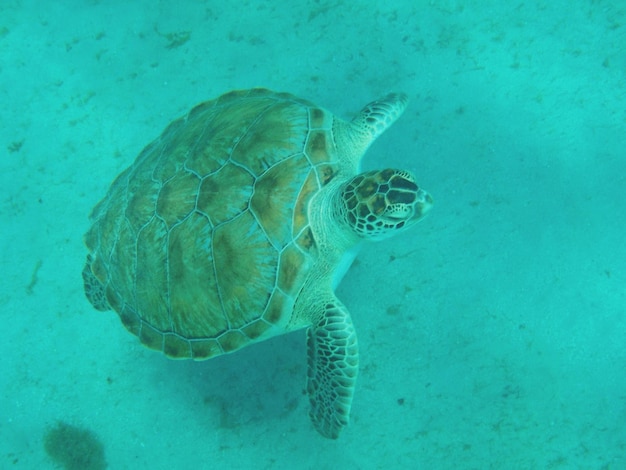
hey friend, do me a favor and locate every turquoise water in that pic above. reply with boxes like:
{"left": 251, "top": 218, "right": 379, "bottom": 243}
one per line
{"left": 1, "top": 1, "right": 625, "bottom": 468}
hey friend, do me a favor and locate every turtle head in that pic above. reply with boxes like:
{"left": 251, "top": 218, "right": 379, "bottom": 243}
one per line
{"left": 339, "top": 169, "right": 433, "bottom": 240}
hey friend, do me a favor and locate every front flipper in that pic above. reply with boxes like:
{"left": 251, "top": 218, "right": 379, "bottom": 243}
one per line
{"left": 306, "top": 301, "right": 359, "bottom": 439}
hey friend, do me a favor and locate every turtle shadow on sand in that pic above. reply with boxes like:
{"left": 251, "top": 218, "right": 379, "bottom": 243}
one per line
{"left": 43, "top": 421, "right": 106, "bottom": 470}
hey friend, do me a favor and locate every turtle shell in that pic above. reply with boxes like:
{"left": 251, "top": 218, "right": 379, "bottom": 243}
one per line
{"left": 84, "top": 89, "right": 340, "bottom": 359}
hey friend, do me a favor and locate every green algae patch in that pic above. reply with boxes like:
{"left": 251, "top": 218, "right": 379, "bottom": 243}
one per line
{"left": 43, "top": 421, "right": 106, "bottom": 470}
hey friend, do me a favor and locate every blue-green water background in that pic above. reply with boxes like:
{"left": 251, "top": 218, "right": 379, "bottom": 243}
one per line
{"left": 1, "top": 1, "right": 625, "bottom": 468}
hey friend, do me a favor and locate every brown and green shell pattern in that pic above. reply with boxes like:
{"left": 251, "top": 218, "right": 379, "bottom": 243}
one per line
{"left": 83, "top": 89, "right": 340, "bottom": 360}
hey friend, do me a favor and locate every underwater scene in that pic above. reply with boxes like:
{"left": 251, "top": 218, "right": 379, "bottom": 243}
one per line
{"left": 1, "top": 1, "right": 625, "bottom": 468}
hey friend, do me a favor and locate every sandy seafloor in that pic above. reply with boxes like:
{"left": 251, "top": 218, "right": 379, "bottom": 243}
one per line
{"left": 1, "top": 1, "right": 625, "bottom": 468}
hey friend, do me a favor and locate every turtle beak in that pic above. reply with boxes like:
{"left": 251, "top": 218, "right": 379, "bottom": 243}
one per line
{"left": 412, "top": 188, "right": 433, "bottom": 221}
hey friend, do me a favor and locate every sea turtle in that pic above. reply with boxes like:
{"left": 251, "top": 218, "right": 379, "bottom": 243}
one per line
{"left": 82, "top": 88, "right": 433, "bottom": 439}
